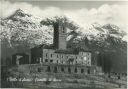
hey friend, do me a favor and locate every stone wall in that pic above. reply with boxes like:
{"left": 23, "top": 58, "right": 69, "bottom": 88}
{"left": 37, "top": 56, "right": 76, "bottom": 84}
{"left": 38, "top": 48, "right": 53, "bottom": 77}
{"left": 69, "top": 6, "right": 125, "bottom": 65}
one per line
{"left": 26, "top": 63, "right": 98, "bottom": 75}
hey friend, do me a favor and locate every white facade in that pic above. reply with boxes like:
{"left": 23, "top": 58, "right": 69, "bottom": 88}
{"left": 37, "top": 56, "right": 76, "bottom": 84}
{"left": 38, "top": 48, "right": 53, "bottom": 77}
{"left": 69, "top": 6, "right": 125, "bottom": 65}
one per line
{"left": 42, "top": 49, "right": 91, "bottom": 66}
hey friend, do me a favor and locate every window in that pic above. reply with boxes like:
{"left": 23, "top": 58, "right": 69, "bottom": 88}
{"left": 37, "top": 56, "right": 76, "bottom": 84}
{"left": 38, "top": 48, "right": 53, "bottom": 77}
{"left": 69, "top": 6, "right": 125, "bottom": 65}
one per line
{"left": 57, "top": 60, "right": 58, "bottom": 63}
{"left": 68, "top": 67, "right": 71, "bottom": 73}
{"left": 115, "top": 73, "right": 117, "bottom": 75}
{"left": 61, "top": 67, "right": 64, "bottom": 72}
{"left": 117, "top": 76, "right": 120, "bottom": 79}
{"left": 88, "top": 62, "right": 90, "bottom": 64}
{"left": 74, "top": 68, "right": 77, "bottom": 73}
{"left": 46, "top": 53, "right": 48, "bottom": 57}
{"left": 45, "top": 59, "right": 48, "bottom": 62}
{"left": 54, "top": 66, "right": 57, "bottom": 73}
{"left": 62, "top": 26, "right": 65, "bottom": 33}
{"left": 38, "top": 68, "right": 41, "bottom": 72}
{"left": 57, "top": 55, "right": 59, "bottom": 58}
{"left": 50, "top": 60, "right": 53, "bottom": 63}
{"left": 47, "top": 66, "right": 51, "bottom": 72}
{"left": 76, "top": 61, "right": 77, "bottom": 64}
{"left": 87, "top": 69, "right": 90, "bottom": 74}
{"left": 81, "top": 69, "right": 84, "bottom": 73}
{"left": 51, "top": 54, "right": 53, "bottom": 58}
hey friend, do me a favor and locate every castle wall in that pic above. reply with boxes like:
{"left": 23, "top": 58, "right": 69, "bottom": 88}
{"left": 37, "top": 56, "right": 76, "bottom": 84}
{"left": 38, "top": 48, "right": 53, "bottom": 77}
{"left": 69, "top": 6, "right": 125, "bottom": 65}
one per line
{"left": 22, "top": 64, "right": 97, "bottom": 75}
{"left": 42, "top": 49, "right": 91, "bottom": 66}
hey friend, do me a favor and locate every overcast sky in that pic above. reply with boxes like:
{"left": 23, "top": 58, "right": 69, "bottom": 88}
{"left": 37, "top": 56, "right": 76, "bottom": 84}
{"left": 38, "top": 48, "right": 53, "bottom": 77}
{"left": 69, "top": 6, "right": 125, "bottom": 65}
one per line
{"left": 1, "top": 0, "right": 128, "bottom": 41}
{"left": 4, "top": 0, "right": 128, "bottom": 10}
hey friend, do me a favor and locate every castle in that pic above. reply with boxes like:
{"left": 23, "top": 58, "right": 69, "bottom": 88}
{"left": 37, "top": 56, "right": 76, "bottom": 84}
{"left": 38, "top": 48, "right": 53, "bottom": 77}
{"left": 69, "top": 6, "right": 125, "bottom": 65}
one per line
{"left": 12, "top": 21, "right": 102, "bottom": 75}
{"left": 4, "top": 20, "right": 127, "bottom": 89}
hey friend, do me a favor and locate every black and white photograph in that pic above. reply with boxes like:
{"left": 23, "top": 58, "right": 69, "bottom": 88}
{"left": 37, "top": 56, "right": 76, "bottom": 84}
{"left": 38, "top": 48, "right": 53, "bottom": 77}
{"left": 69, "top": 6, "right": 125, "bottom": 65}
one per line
{"left": 0, "top": 0, "right": 127, "bottom": 89}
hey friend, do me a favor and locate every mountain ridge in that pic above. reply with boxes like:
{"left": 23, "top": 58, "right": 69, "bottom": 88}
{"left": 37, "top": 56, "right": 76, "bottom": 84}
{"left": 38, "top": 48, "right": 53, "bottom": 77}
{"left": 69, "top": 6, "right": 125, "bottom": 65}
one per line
{"left": 0, "top": 9, "right": 127, "bottom": 73}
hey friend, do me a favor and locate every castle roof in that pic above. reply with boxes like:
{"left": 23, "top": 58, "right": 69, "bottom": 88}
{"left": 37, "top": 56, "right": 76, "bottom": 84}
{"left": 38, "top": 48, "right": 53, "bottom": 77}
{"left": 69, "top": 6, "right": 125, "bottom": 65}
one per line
{"left": 55, "top": 49, "right": 79, "bottom": 54}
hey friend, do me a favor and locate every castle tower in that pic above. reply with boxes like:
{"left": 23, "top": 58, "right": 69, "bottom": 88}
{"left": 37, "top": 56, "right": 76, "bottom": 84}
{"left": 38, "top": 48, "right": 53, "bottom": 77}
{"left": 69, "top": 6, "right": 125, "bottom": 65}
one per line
{"left": 53, "top": 22, "right": 67, "bottom": 50}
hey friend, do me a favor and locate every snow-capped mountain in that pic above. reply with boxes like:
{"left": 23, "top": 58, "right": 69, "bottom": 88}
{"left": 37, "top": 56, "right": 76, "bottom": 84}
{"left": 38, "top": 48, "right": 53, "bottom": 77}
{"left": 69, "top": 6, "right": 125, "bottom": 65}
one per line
{"left": 0, "top": 9, "right": 126, "bottom": 47}
{"left": 0, "top": 9, "right": 127, "bottom": 73}
{"left": 0, "top": 9, "right": 53, "bottom": 48}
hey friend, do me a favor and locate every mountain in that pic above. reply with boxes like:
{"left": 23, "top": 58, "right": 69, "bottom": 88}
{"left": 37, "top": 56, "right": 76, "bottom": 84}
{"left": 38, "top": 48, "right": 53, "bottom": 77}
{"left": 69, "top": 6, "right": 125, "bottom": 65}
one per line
{"left": 0, "top": 9, "right": 53, "bottom": 60}
{"left": 0, "top": 9, "right": 127, "bottom": 73}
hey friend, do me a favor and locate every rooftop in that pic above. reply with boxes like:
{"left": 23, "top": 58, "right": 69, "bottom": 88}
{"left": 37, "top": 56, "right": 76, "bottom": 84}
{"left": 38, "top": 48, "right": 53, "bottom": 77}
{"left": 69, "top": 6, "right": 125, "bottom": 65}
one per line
{"left": 55, "top": 49, "right": 79, "bottom": 54}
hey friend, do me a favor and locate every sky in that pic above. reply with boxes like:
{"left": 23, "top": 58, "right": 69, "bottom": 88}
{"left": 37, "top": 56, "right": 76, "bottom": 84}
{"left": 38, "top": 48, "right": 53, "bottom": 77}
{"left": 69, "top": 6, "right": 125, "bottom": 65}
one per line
{"left": 0, "top": 0, "right": 128, "bottom": 41}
